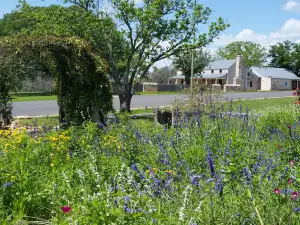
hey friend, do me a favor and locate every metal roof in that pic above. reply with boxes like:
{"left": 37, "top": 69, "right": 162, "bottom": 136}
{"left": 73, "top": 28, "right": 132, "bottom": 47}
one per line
{"left": 204, "top": 59, "right": 236, "bottom": 70}
{"left": 169, "top": 74, "right": 227, "bottom": 79}
{"left": 251, "top": 67, "right": 299, "bottom": 79}
{"left": 168, "top": 75, "right": 185, "bottom": 79}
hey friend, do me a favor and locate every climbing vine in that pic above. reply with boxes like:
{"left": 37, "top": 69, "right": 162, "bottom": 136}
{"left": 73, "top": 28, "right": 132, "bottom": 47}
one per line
{"left": 0, "top": 35, "right": 113, "bottom": 128}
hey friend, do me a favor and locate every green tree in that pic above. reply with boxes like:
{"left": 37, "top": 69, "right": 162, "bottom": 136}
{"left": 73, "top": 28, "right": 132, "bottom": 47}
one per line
{"left": 268, "top": 40, "right": 300, "bottom": 76}
{"left": 217, "top": 41, "right": 267, "bottom": 67}
{"left": 0, "top": 35, "right": 113, "bottom": 127}
{"left": 61, "top": 0, "right": 229, "bottom": 112}
{"left": 172, "top": 48, "right": 213, "bottom": 85}
{"left": 149, "top": 66, "right": 177, "bottom": 84}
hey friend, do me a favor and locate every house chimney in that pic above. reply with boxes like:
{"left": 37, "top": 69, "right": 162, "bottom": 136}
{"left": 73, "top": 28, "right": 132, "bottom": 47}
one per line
{"left": 233, "top": 54, "right": 243, "bottom": 85}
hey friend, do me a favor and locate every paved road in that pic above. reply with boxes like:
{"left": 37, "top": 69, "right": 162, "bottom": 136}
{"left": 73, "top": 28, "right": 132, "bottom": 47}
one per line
{"left": 12, "top": 91, "right": 293, "bottom": 117}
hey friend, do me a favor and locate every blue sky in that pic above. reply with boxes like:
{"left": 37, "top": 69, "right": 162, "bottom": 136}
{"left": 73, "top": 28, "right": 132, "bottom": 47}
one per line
{"left": 1, "top": 0, "right": 300, "bottom": 67}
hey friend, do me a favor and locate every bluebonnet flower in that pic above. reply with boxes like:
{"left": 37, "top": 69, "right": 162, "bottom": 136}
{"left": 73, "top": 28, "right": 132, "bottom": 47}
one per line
{"left": 294, "top": 208, "right": 300, "bottom": 212}
{"left": 124, "top": 196, "right": 130, "bottom": 204}
{"left": 131, "top": 163, "right": 145, "bottom": 179}
{"left": 279, "top": 166, "right": 289, "bottom": 181}
{"left": 243, "top": 168, "right": 253, "bottom": 188}
{"left": 3, "top": 182, "right": 12, "bottom": 187}
{"left": 260, "top": 160, "right": 273, "bottom": 182}
{"left": 215, "top": 176, "right": 224, "bottom": 194}
{"left": 153, "top": 219, "right": 158, "bottom": 223}
{"left": 191, "top": 175, "right": 200, "bottom": 186}
{"left": 206, "top": 154, "right": 216, "bottom": 178}
{"left": 124, "top": 205, "right": 133, "bottom": 213}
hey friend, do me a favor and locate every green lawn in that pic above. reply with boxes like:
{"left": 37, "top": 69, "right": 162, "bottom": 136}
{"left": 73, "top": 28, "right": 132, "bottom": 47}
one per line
{"left": 11, "top": 92, "right": 57, "bottom": 102}
{"left": 230, "top": 97, "right": 295, "bottom": 112}
{"left": 135, "top": 91, "right": 179, "bottom": 95}
{"left": 16, "top": 116, "right": 59, "bottom": 128}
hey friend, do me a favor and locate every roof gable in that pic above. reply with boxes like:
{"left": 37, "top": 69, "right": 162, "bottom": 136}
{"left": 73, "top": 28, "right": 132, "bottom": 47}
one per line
{"left": 205, "top": 59, "right": 236, "bottom": 70}
{"left": 251, "top": 67, "right": 299, "bottom": 79}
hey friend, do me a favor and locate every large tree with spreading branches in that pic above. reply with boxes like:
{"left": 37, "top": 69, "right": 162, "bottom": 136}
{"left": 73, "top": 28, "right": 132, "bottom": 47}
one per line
{"left": 60, "top": 0, "right": 230, "bottom": 112}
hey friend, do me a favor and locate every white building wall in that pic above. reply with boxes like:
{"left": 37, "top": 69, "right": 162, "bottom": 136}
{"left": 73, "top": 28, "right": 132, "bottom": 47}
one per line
{"left": 260, "top": 77, "right": 272, "bottom": 90}
{"left": 227, "top": 63, "right": 236, "bottom": 85}
{"left": 203, "top": 69, "right": 228, "bottom": 74}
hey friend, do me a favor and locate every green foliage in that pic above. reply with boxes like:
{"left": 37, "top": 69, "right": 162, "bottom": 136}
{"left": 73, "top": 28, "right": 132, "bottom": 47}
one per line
{"left": 269, "top": 40, "right": 300, "bottom": 76}
{"left": 172, "top": 48, "right": 213, "bottom": 84}
{"left": 63, "top": 0, "right": 229, "bottom": 111}
{"left": 148, "top": 66, "right": 177, "bottom": 84}
{"left": 1, "top": 104, "right": 300, "bottom": 224}
{"left": 0, "top": 74, "right": 12, "bottom": 129}
{"left": 217, "top": 41, "right": 267, "bottom": 67}
{"left": 0, "top": 35, "right": 113, "bottom": 127}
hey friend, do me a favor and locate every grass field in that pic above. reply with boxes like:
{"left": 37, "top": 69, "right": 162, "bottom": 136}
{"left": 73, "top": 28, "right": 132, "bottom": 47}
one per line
{"left": 11, "top": 92, "right": 57, "bottom": 102}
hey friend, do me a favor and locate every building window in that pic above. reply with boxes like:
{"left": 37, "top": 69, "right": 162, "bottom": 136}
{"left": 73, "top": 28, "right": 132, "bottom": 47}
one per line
{"left": 211, "top": 70, "right": 214, "bottom": 74}
{"left": 248, "top": 72, "right": 250, "bottom": 77}
{"left": 284, "top": 81, "right": 288, "bottom": 86}
{"left": 250, "top": 81, "right": 253, "bottom": 88}
{"left": 219, "top": 69, "right": 222, "bottom": 73}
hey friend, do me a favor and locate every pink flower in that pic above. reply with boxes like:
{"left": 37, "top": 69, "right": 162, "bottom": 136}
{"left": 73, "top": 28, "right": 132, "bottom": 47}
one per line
{"left": 288, "top": 125, "right": 291, "bottom": 129}
{"left": 290, "top": 160, "right": 295, "bottom": 166}
{"left": 274, "top": 188, "right": 280, "bottom": 194}
{"left": 293, "top": 91, "right": 297, "bottom": 96}
{"left": 288, "top": 179, "right": 293, "bottom": 184}
{"left": 61, "top": 206, "right": 71, "bottom": 214}
{"left": 292, "top": 192, "right": 298, "bottom": 200}
{"left": 277, "top": 145, "right": 281, "bottom": 149}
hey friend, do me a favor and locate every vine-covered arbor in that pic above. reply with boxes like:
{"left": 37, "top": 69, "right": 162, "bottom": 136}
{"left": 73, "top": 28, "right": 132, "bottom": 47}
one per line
{"left": 0, "top": 35, "right": 113, "bottom": 128}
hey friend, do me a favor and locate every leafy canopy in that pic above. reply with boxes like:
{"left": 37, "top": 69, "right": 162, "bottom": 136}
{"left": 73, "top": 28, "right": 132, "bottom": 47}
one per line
{"left": 268, "top": 40, "right": 300, "bottom": 76}
{"left": 62, "top": 0, "right": 230, "bottom": 111}
{"left": 216, "top": 41, "right": 267, "bottom": 67}
{"left": 172, "top": 48, "right": 213, "bottom": 84}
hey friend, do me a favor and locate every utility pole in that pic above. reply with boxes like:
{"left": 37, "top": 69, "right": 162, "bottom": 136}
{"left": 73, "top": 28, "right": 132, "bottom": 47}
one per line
{"left": 190, "top": 0, "right": 196, "bottom": 88}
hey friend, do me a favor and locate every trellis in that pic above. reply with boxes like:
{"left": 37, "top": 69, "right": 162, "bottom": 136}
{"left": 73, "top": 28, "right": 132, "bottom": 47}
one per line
{"left": 0, "top": 35, "right": 113, "bottom": 128}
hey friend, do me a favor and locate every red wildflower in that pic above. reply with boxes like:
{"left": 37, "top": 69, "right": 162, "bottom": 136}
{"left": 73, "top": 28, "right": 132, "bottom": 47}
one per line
{"left": 61, "top": 206, "right": 71, "bottom": 214}
{"left": 292, "top": 192, "right": 298, "bottom": 200}
{"left": 274, "top": 188, "right": 280, "bottom": 194}
{"left": 277, "top": 145, "right": 281, "bottom": 149}
{"left": 290, "top": 160, "right": 295, "bottom": 166}
{"left": 293, "top": 91, "right": 297, "bottom": 96}
{"left": 288, "top": 125, "right": 291, "bottom": 129}
{"left": 288, "top": 179, "right": 293, "bottom": 184}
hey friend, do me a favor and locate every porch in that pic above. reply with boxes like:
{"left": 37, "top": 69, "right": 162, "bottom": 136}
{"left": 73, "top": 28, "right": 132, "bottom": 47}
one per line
{"left": 168, "top": 76, "right": 227, "bottom": 88}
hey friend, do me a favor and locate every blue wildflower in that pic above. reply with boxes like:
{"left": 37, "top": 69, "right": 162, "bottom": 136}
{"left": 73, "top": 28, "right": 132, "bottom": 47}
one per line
{"left": 191, "top": 175, "right": 200, "bottom": 186}
{"left": 3, "top": 182, "right": 12, "bottom": 187}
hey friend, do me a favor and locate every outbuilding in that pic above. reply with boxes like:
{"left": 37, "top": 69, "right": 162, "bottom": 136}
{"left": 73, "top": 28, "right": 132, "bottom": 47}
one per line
{"left": 248, "top": 67, "right": 300, "bottom": 91}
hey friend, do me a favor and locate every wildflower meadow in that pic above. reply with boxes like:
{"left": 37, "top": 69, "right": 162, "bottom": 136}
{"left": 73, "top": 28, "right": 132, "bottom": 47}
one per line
{"left": 1, "top": 98, "right": 300, "bottom": 224}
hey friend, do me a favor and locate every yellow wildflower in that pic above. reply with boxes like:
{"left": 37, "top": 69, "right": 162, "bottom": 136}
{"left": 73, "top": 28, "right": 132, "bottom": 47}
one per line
{"left": 165, "top": 170, "right": 176, "bottom": 175}
{"left": 50, "top": 163, "right": 55, "bottom": 167}
{"left": 152, "top": 168, "right": 158, "bottom": 173}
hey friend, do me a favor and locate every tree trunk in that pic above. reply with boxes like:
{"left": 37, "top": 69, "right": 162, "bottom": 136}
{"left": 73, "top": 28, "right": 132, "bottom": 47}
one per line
{"left": 119, "top": 92, "right": 132, "bottom": 112}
